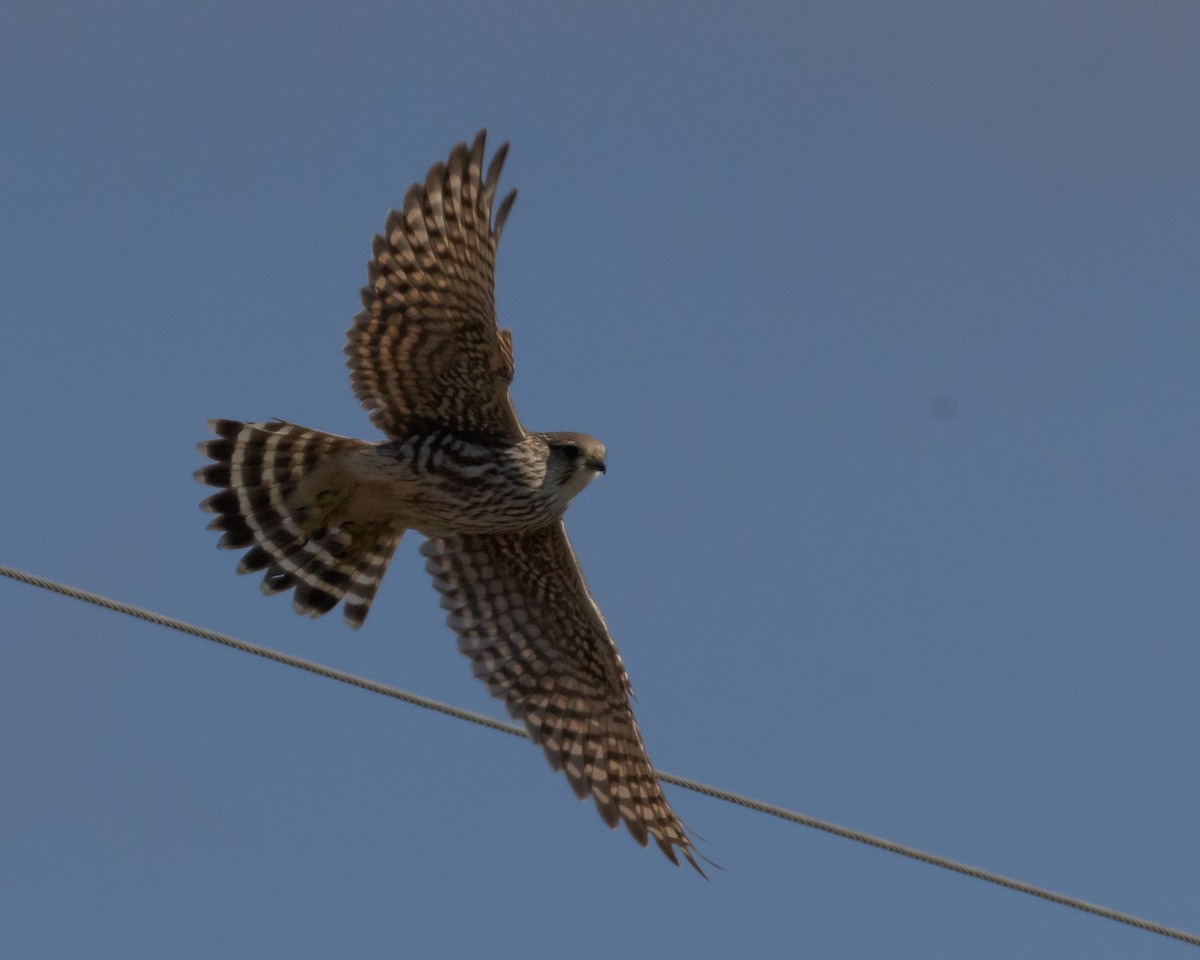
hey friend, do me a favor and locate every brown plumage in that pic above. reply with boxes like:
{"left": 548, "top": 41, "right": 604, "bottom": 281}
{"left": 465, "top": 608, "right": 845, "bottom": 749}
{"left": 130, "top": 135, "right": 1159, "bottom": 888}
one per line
{"left": 196, "top": 131, "right": 701, "bottom": 872}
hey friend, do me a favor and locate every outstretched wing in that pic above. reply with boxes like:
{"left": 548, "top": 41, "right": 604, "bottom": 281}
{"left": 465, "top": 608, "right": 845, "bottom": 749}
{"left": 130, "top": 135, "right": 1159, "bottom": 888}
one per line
{"left": 346, "top": 130, "right": 523, "bottom": 443}
{"left": 420, "top": 524, "right": 701, "bottom": 872}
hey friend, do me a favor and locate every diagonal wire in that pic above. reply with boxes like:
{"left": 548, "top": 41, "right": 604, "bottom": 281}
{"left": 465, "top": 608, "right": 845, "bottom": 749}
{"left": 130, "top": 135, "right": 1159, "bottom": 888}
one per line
{"left": 2, "top": 563, "right": 1197, "bottom": 949}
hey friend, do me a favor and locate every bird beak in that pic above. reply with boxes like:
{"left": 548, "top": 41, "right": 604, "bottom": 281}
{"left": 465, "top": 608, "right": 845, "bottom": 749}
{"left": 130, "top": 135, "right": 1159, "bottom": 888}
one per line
{"left": 587, "top": 458, "right": 607, "bottom": 474}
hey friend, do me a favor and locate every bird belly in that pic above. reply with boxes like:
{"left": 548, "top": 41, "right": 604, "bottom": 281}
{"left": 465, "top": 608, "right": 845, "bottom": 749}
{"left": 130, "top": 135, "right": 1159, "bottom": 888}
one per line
{"left": 319, "top": 443, "right": 562, "bottom": 536}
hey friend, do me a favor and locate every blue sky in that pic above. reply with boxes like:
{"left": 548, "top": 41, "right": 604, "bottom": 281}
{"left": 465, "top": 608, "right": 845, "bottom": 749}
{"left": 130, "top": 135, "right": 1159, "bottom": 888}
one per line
{"left": 3, "top": 2, "right": 1199, "bottom": 956}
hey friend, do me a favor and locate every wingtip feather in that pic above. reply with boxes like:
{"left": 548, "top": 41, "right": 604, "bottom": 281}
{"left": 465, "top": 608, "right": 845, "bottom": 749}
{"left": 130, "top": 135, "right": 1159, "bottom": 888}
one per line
{"left": 494, "top": 189, "right": 517, "bottom": 241}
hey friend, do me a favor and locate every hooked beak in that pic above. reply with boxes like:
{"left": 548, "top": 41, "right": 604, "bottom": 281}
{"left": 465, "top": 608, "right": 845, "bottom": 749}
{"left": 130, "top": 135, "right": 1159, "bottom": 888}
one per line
{"left": 586, "top": 457, "right": 607, "bottom": 475}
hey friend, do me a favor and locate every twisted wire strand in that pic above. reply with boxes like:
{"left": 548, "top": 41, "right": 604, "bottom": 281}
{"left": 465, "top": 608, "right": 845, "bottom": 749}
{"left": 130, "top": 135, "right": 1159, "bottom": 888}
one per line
{"left": 2, "top": 563, "right": 1196, "bottom": 949}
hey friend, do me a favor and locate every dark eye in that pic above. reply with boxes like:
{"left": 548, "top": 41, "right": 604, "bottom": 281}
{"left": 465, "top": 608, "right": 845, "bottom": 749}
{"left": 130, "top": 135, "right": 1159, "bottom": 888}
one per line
{"left": 559, "top": 444, "right": 580, "bottom": 459}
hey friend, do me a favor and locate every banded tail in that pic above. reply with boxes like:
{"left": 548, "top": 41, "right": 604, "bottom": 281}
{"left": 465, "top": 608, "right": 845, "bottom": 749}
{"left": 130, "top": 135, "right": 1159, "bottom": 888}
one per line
{"left": 195, "top": 419, "right": 403, "bottom": 627}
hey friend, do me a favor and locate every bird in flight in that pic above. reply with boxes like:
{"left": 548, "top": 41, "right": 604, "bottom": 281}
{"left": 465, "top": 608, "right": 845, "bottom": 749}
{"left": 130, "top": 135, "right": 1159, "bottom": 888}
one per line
{"left": 196, "top": 131, "right": 701, "bottom": 872}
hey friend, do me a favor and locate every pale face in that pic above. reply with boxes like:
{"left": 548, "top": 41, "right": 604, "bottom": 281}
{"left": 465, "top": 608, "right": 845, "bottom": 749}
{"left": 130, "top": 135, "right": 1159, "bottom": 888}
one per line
{"left": 542, "top": 433, "right": 606, "bottom": 499}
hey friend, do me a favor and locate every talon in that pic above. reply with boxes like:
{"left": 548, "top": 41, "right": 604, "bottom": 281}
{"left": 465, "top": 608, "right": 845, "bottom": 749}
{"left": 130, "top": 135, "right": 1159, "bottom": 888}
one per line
{"left": 300, "top": 489, "right": 354, "bottom": 540}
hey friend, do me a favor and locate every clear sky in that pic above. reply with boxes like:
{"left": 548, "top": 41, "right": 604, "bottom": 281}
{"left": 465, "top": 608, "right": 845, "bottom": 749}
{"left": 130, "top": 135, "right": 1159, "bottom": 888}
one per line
{"left": 3, "top": 2, "right": 1198, "bottom": 957}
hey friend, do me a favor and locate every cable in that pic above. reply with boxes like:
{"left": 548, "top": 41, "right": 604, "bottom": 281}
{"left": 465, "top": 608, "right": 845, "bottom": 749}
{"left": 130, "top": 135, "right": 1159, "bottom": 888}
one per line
{"left": 3, "top": 563, "right": 1197, "bottom": 949}
{"left": 0, "top": 565, "right": 528, "bottom": 740}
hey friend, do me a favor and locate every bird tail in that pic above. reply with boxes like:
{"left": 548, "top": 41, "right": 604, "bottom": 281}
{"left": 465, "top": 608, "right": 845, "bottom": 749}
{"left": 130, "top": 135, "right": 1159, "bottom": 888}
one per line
{"left": 195, "top": 419, "right": 402, "bottom": 627}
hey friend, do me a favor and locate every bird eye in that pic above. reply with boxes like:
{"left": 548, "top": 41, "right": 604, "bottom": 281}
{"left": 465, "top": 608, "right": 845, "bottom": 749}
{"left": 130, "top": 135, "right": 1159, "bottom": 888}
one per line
{"left": 559, "top": 444, "right": 580, "bottom": 459}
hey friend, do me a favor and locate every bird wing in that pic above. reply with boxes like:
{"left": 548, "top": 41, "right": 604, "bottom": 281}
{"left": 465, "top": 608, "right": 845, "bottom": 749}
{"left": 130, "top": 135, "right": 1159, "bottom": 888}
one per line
{"left": 346, "top": 130, "right": 523, "bottom": 443}
{"left": 420, "top": 523, "right": 701, "bottom": 872}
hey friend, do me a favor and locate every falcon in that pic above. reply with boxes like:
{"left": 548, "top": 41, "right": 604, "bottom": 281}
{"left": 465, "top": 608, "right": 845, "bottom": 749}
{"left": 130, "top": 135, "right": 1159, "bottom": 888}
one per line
{"left": 196, "top": 131, "right": 701, "bottom": 872}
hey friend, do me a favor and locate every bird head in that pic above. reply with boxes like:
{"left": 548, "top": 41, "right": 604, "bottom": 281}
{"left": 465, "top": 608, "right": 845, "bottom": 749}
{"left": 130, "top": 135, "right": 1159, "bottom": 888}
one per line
{"left": 541, "top": 432, "right": 607, "bottom": 497}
